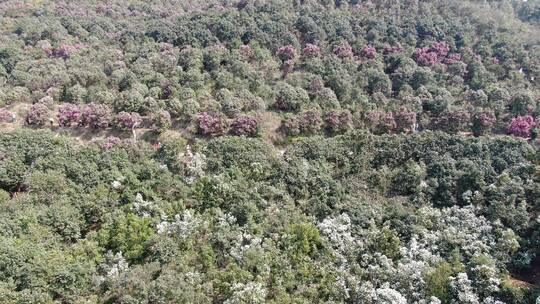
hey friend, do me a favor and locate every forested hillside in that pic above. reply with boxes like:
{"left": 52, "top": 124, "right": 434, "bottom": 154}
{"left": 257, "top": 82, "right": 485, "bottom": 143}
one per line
{"left": 0, "top": 0, "right": 538, "bottom": 303}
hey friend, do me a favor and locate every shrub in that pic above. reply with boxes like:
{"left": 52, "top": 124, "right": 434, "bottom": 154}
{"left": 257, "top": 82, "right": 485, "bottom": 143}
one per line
{"left": 230, "top": 115, "right": 259, "bottom": 137}
{"left": 196, "top": 112, "right": 228, "bottom": 137}
{"left": 115, "top": 112, "right": 142, "bottom": 130}
{"left": 57, "top": 104, "right": 81, "bottom": 127}
{"left": 507, "top": 115, "right": 535, "bottom": 138}
{"left": 80, "top": 103, "right": 112, "bottom": 129}
{"left": 25, "top": 103, "right": 50, "bottom": 126}
{"left": 239, "top": 45, "right": 252, "bottom": 58}
{"left": 510, "top": 91, "right": 536, "bottom": 115}
{"left": 282, "top": 109, "right": 323, "bottom": 136}
{"left": 383, "top": 43, "right": 404, "bottom": 54}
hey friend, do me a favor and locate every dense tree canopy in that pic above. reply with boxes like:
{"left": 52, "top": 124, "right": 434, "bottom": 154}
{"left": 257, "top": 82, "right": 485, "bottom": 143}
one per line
{"left": 0, "top": 0, "right": 538, "bottom": 303}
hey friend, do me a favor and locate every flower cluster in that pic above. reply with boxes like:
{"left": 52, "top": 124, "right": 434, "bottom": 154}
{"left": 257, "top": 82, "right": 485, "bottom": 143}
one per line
{"left": 102, "top": 136, "right": 121, "bottom": 149}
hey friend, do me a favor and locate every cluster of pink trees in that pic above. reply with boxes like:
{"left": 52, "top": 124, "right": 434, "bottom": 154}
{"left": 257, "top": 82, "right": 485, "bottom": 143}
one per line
{"left": 367, "top": 108, "right": 417, "bottom": 134}
{"left": 43, "top": 43, "right": 86, "bottom": 58}
{"left": 230, "top": 115, "right": 259, "bottom": 136}
{"left": 197, "top": 112, "right": 260, "bottom": 137}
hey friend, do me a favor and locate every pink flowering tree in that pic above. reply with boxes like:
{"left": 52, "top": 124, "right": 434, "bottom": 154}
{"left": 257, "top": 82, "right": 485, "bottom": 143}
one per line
{"left": 57, "top": 104, "right": 81, "bottom": 127}
{"left": 102, "top": 136, "right": 121, "bottom": 149}
{"left": 383, "top": 43, "right": 404, "bottom": 55}
{"left": 0, "top": 108, "right": 15, "bottom": 123}
{"left": 302, "top": 43, "right": 321, "bottom": 58}
{"left": 230, "top": 115, "right": 259, "bottom": 137}
{"left": 115, "top": 112, "right": 142, "bottom": 130}
{"left": 276, "top": 45, "right": 296, "bottom": 61}
{"left": 507, "top": 115, "right": 535, "bottom": 138}
{"left": 367, "top": 111, "right": 396, "bottom": 134}
{"left": 432, "top": 110, "right": 471, "bottom": 134}
{"left": 240, "top": 45, "right": 252, "bottom": 58}
{"left": 196, "top": 112, "right": 229, "bottom": 137}
{"left": 25, "top": 103, "right": 50, "bottom": 126}
{"left": 414, "top": 41, "right": 451, "bottom": 66}
{"left": 472, "top": 110, "right": 496, "bottom": 136}
{"left": 80, "top": 103, "right": 112, "bottom": 129}
{"left": 361, "top": 44, "right": 377, "bottom": 59}
{"left": 394, "top": 107, "right": 417, "bottom": 133}
{"left": 325, "top": 109, "right": 353, "bottom": 134}
{"left": 333, "top": 41, "right": 354, "bottom": 58}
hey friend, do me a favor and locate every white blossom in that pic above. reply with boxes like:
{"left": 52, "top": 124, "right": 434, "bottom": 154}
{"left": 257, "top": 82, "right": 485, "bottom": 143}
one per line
{"left": 224, "top": 282, "right": 266, "bottom": 304}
